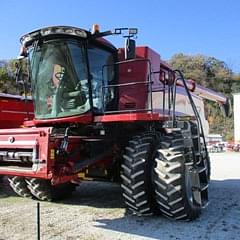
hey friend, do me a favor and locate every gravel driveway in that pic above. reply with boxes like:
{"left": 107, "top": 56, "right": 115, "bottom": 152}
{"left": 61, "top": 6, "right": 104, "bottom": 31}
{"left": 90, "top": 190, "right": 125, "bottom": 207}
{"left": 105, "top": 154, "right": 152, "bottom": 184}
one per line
{"left": 0, "top": 152, "right": 240, "bottom": 240}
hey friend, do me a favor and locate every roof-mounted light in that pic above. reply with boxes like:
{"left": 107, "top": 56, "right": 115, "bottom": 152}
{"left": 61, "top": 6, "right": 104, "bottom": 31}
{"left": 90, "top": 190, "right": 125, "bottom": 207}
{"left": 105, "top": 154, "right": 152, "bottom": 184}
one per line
{"left": 40, "top": 26, "right": 88, "bottom": 38}
{"left": 20, "top": 26, "right": 89, "bottom": 46}
{"left": 128, "top": 28, "right": 138, "bottom": 35}
{"left": 92, "top": 24, "right": 100, "bottom": 34}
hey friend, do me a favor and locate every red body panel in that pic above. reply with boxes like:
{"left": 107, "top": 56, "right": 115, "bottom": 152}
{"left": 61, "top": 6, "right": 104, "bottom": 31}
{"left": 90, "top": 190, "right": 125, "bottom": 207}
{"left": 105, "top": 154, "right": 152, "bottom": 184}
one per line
{"left": 0, "top": 127, "right": 51, "bottom": 178}
{"left": 0, "top": 93, "right": 33, "bottom": 128}
{"left": 0, "top": 126, "right": 113, "bottom": 183}
{"left": 94, "top": 112, "right": 169, "bottom": 122}
{"left": 24, "top": 113, "right": 93, "bottom": 127}
{"left": 118, "top": 47, "right": 161, "bottom": 111}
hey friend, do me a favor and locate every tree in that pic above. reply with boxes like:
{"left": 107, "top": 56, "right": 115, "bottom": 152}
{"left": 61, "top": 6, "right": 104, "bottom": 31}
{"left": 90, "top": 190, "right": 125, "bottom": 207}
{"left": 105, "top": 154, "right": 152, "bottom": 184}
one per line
{"left": 0, "top": 66, "right": 11, "bottom": 92}
{"left": 170, "top": 53, "right": 233, "bottom": 92}
{"left": 0, "top": 59, "right": 26, "bottom": 95}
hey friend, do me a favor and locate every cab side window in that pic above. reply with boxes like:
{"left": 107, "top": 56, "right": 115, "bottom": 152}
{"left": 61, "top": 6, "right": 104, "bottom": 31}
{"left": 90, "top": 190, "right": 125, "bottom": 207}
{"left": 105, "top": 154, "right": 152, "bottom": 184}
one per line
{"left": 88, "top": 46, "right": 115, "bottom": 112}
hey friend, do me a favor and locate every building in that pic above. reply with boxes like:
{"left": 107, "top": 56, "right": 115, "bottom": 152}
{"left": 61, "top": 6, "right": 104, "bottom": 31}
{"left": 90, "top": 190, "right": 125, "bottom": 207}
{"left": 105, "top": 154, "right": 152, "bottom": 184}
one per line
{"left": 207, "top": 134, "right": 223, "bottom": 145}
{"left": 233, "top": 93, "right": 240, "bottom": 142}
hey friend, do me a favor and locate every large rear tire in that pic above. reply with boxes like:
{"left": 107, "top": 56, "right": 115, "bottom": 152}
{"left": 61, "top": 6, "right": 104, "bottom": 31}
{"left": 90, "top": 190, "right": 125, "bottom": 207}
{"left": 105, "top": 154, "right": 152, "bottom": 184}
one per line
{"left": 153, "top": 131, "right": 209, "bottom": 220}
{"left": 8, "top": 176, "right": 32, "bottom": 198}
{"left": 121, "top": 132, "right": 158, "bottom": 216}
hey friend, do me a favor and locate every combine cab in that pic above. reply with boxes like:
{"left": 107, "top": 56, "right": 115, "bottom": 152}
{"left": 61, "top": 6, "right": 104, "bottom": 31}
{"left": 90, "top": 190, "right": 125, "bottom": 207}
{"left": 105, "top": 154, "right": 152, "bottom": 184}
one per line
{"left": 0, "top": 25, "right": 230, "bottom": 220}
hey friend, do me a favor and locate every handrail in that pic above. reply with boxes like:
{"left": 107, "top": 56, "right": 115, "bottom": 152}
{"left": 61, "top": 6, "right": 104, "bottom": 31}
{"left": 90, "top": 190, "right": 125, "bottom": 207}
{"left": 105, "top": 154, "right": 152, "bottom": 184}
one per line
{"left": 101, "top": 58, "right": 154, "bottom": 114}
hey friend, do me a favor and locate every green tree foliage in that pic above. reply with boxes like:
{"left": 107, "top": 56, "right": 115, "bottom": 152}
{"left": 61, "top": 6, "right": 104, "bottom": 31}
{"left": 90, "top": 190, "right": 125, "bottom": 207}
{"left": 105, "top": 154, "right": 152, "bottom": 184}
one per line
{"left": 170, "top": 53, "right": 232, "bottom": 92}
{"left": 169, "top": 53, "right": 239, "bottom": 140}
{"left": 0, "top": 59, "right": 26, "bottom": 95}
{"left": 0, "top": 67, "right": 10, "bottom": 92}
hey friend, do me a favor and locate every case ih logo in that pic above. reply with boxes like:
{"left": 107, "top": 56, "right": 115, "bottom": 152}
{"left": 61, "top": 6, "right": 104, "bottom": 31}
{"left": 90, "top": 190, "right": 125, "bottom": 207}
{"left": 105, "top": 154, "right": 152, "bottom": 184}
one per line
{"left": 8, "top": 136, "right": 15, "bottom": 143}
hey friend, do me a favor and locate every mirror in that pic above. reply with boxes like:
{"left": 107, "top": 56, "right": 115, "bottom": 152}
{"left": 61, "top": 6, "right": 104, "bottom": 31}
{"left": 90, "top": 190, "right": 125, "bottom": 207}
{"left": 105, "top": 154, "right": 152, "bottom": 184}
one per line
{"left": 15, "top": 61, "right": 23, "bottom": 84}
{"left": 15, "top": 59, "right": 28, "bottom": 84}
{"left": 125, "top": 38, "right": 136, "bottom": 60}
{"left": 18, "top": 46, "right": 28, "bottom": 59}
{"left": 220, "top": 97, "right": 232, "bottom": 117}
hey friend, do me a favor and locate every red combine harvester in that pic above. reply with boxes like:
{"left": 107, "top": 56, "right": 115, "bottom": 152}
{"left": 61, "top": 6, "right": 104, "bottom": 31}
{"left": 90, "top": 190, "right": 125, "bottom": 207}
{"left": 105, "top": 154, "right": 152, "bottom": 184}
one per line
{"left": 0, "top": 25, "right": 230, "bottom": 220}
{"left": 0, "top": 93, "right": 33, "bottom": 128}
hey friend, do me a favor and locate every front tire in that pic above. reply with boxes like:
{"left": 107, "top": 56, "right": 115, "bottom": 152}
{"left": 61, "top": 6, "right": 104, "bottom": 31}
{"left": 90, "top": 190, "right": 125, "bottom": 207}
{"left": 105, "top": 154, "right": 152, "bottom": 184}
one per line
{"left": 153, "top": 131, "right": 208, "bottom": 220}
{"left": 121, "top": 132, "right": 158, "bottom": 216}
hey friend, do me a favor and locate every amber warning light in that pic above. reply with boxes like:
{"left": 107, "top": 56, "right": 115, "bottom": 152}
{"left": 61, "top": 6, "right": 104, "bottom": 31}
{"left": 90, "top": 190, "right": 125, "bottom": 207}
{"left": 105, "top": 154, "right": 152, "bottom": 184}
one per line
{"left": 92, "top": 24, "right": 100, "bottom": 34}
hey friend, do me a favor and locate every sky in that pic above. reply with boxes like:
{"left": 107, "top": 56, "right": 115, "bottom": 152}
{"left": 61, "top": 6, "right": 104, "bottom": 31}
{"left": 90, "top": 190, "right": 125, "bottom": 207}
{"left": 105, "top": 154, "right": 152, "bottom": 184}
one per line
{"left": 1, "top": 0, "right": 240, "bottom": 73}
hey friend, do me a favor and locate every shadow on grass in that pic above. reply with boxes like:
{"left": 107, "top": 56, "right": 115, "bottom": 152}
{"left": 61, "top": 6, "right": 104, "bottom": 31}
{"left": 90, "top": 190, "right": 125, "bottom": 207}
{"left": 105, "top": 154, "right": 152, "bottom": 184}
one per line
{"left": 0, "top": 177, "right": 124, "bottom": 208}
{"left": 1, "top": 178, "right": 240, "bottom": 239}
{"left": 58, "top": 181, "right": 125, "bottom": 209}
{"left": 92, "top": 179, "right": 240, "bottom": 240}
{"left": 1, "top": 178, "right": 240, "bottom": 212}
{"left": 0, "top": 177, "right": 16, "bottom": 198}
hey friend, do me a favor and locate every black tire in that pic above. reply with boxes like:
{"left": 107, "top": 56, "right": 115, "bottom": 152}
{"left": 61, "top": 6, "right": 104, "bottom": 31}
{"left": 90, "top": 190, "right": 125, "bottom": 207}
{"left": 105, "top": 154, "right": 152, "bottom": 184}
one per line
{"left": 8, "top": 176, "right": 32, "bottom": 198}
{"left": 0, "top": 176, "right": 4, "bottom": 183}
{"left": 26, "top": 178, "right": 52, "bottom": 201}
{"left": 26, "top": 178, "right": 76, "bottom": 201}
{"left": 153, "top": 131, "right": 209, "bottom": 220}
{"left": 121, "top": 132, "right": 158, "bottom": 216}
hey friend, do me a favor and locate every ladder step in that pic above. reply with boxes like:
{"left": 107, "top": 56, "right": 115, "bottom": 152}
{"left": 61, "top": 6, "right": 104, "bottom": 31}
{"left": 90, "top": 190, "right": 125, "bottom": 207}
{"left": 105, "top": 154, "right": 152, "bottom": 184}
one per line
{"left": 195, "top": 151, "right": 206, "bottom": 156}
{"left": 197, "top": 166, "right": 207, "bottom": 173}
{"left": 202, "top": 200, "right": 209, "bottom": 208}
{"left": 200, "top": 183, "right": 209, "bottom": 191}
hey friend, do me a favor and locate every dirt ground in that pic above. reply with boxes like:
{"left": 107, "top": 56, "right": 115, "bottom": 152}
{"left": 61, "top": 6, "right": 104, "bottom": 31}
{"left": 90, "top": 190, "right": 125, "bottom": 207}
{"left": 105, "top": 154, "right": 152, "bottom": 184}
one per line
{"left": 0, "top": 152, "right": 240, "bottom": 240}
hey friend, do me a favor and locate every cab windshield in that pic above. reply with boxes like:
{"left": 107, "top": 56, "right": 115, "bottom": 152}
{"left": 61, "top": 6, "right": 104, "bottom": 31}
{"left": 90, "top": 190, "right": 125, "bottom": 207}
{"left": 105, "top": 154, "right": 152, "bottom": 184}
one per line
{"left": 30, "top": 39, "right": 115, "bottom": 119}
{"left": 30, "top": 40, "right": 90, "bottom": 119}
